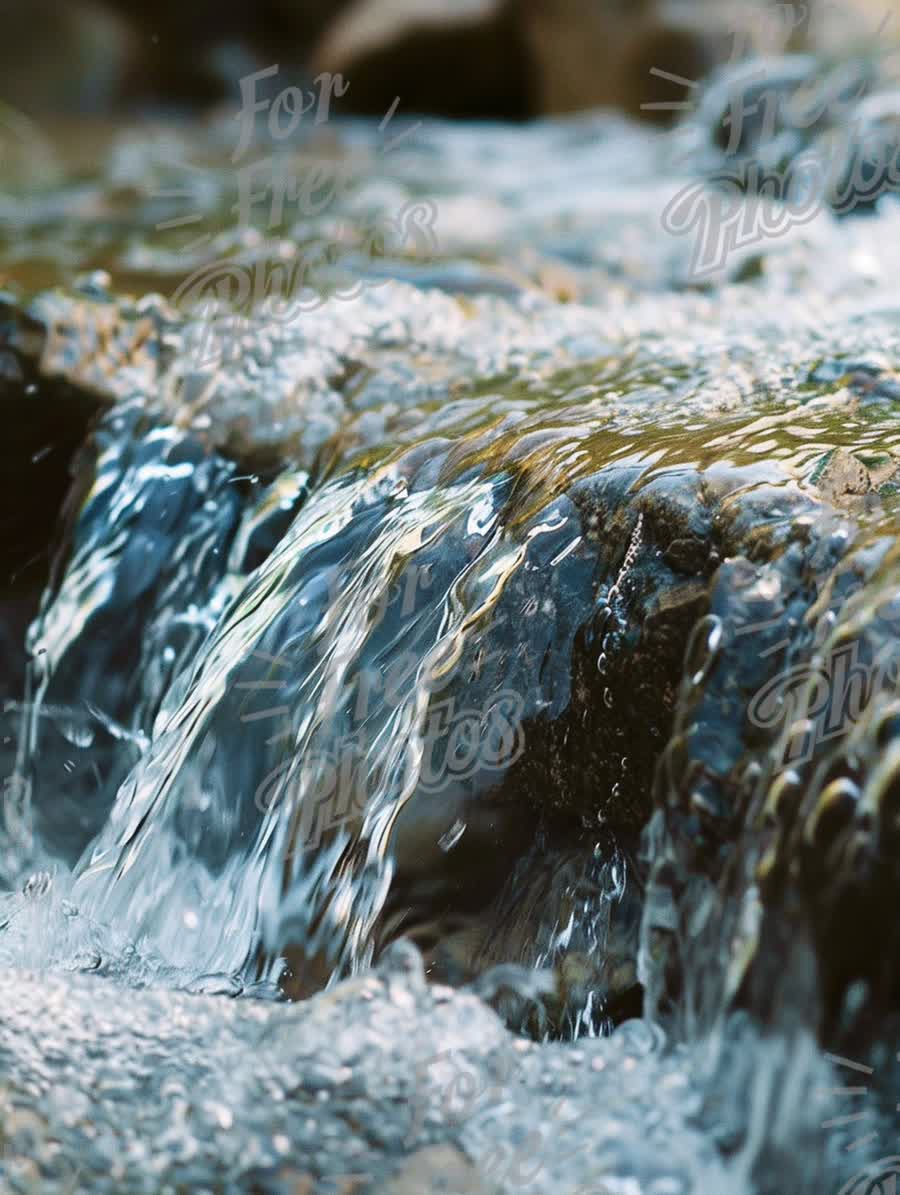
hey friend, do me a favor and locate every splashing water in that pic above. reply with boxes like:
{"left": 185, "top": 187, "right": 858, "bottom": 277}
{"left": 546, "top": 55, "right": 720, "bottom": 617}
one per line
{"left": 4, "top": 70, "right": 900, "bottom": 1192}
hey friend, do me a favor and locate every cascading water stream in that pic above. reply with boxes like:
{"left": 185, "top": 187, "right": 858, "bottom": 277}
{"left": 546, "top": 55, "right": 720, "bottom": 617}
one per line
{"left": 4, "top": 53, "right": 900, "bottom": 1188}
{"left": 81, "top": 466, "right": 492, "bottom": 976}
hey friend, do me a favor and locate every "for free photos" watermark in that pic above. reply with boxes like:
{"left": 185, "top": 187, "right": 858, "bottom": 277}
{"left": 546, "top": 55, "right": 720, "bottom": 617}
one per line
{"left": 645, "top": 2, "right": 900, "bottom": 279}
{"left": 739, "top": 593, "right": 900, "bottom": 769}
{"left": 662, "top": 112, "right": 900, "bottom": 280}
{"left": 160, "top": 65, "right": 439, "bottom": 366}
{"left": 237, "top": 564, "right": 526, "bottom": 850}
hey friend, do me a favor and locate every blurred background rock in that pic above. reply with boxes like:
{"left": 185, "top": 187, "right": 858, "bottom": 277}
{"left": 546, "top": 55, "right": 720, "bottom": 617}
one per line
{"left": 1, "top": 0, "right": 896, "bottom": 124}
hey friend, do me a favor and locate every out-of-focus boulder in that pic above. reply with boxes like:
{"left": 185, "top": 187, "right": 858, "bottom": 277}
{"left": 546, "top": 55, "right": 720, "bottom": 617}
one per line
{"left": 310, "top": 0, "right": 532, "bottom": 120}
{"left": 308, "top": 0, "right": 850, "bottom": 122}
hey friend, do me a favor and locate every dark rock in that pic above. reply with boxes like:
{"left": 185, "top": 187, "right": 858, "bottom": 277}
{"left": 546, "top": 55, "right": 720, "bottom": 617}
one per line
{"left": 641, "top": 522, "right": 900, "bottom": 1045}
{"left": 311, "top": 0, "right": 532, "bottom": 121}
{"left": 311, "top": 0, "right": 807, "bottom": 124}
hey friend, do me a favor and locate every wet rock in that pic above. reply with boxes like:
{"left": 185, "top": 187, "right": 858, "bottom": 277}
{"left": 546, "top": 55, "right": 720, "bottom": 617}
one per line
{"left": 0, "top": 0, "right": 132, "bottom": 116}
{"left": 809, "top": 447, "right": 872, "bottom": 505}
{"left": 731, "top": 540, "right": 900, "bottom": 1042}
{"left": 311, "top": 0, "right": 532, "bottom": 121}
{"left": 15, "top": 275, "right": 889, "bottom": 1041}
{"left": 311, "top": 0, "right": 813, "bottom": 123}
{"left": 384, "top": 1144, "right": 496, "bottom": 1194}
{"left": 640, "top": 519, "right": 900, "bottom": 1046}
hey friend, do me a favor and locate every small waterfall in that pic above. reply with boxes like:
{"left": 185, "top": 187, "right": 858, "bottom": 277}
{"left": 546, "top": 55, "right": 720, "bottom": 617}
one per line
{"left": 54, "top": 440, "right": 516, "bottom": 985}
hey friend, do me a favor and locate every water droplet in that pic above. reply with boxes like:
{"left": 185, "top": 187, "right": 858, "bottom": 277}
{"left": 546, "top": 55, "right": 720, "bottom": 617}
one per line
{"left": 61, "top": 722, "right": 94, "bottom": 748}
{"left": 438, "top": 818, "right": 466, "bottom": 852}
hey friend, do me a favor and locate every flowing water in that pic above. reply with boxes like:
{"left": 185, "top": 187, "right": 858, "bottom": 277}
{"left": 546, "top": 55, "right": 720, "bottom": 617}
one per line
{"left": 2, "top": 55, "right": 900, "bottom": 1192}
